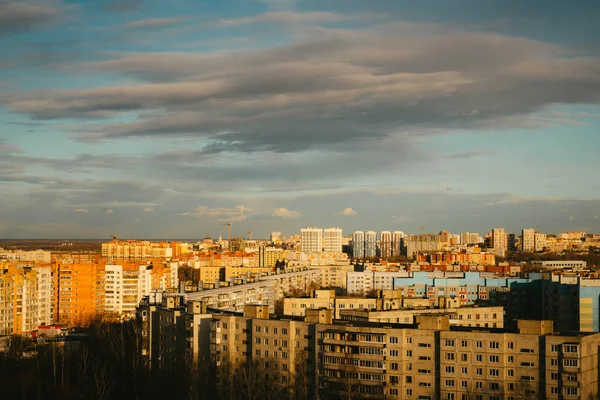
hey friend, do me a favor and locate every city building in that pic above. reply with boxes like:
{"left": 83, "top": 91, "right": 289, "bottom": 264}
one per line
{"left": 365, "top": 231, "right": 377, "bottom": 258}
{"left": 0, "top": 264, "right": 42, "bottom": 335}
{"left": 380, "top": 231, "right": 392, "bottom": 259}
{"left": 392, "top": 231, "right": 404, "bottom": 257}
{"left": 283, "top": 290, "right": 378, "bottom": 318}
{"left": 352, "top": 231, "right": 365, "bottom": 259}
{"left": 522, "top": 228, "right": 535, "bottom": 252}
{"left": 258, "top": 246, "right": 286, "bottom": 268}
{"left": 323, "top": 228, "right": 343, "bottom": 253}
{"left": 301, "top": 227, "right": 323, "bottom": 253}
{"left": 53, "top": 261, "right": 105, "bottom": 326}
{"left": 492, "top": 228, "right": 507, "bottom": 251}
{"left": 534, "top": 232, "right": 547, "bottom": 252}
{"left": 204, "top": 308, "right": 600, "bottom": 400}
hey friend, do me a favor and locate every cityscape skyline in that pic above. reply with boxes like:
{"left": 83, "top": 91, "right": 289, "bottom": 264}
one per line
{"left": 2, "top": 0, "right": 600, "bottom": 239}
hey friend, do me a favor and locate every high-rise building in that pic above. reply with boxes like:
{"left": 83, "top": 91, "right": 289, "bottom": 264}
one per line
{"left": 380, "top": 231, "right": 392, "bottom": 259}
{"left": 522, "top": 228, "right": 535, "bottom": 251}
{"left": 365, "top": 231, "right": 377, "bottom": 258}
{"left": 535, "top": 232, "right": 547, "bottom": 252}
{"left": 323, "top": 228, "right": 343, "bottom": 253}
{"left": 53, "top": 261, "right": 105, "bottom": 326}
{"left": 392, "top": 231, "right": 404, "bottom": 257}
{"left": 300, "top": 227, "right": 323, "bottom": 253}
{"left": 352, "top": 231, "right": 365, "bottom": 259}
{"left": 492, "top": 228, "right": 507, "bottom": 250}
{"left": 259, "top": 246, "right": 286, "bottom": 268}
{"left": 270, "top": 231, "right": 283, "bottom": 244}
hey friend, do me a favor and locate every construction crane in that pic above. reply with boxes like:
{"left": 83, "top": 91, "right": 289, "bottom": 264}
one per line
{"left": 248, "top": 230, "right": 253, "bottom": 240}
{"left": 223, "top": 222, "right": 232, "bottom": 249}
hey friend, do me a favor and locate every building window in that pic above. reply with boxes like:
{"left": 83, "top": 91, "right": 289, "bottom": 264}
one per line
{"left": 489, "top": 355, "right": 499, "bottom": 363}
{"left": 508, "top": 369, "right": 514, "bottom": 377}
{"left": 476, "top": 368, "right": 482, "bottom": 376}
{"left": 551, "top": 344, "right": 560, "bottom": 352}
{"left": 476, "top": 341, "right": 483, "bottom": 348}
{"left": 461, "top": 340, "right": 468, "bottom": 347}
{"left": 489, "top": 341, "right": 499, "bottom": 349}
{"left": 489, "top": 369, "right": 499, "bottom": 377}
{"left": 461, "top": 353, "right": 468, "bottom": 362}
{"left": 446, "top": 366, "right": 455, "bottom": 373}
{"left": 563, "top": 359, "right": 578, "bottom": 368}
{"left": 476, "top": 355, "right": 483, "bottom": 362}
{"left": 461, "top": 367, "right": 468, "bottom": 374}
{"left": 445, "top": 339, "right": 455, "bottom": 347}
{"left": 445, "top": 380, "right": 455, "bottom": 387}
{"left": 445, "top": 353, "right": 455, "bottom": 361}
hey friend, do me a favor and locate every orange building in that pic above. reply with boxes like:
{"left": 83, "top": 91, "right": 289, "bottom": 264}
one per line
{"left": 53, "top": 261, "right": 105, "bottom": 327}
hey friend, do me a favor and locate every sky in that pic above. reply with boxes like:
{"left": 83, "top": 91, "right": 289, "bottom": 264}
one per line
{"left": 1, "top": 0, "right": 600, "bottom": 239}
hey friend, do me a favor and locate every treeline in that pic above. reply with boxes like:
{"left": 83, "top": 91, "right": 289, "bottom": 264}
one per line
{"left": 505, "top": 249, "right": 600, "bottom": 267}
{"left": 0, "top": 320, "right": 319, "bottom": 400}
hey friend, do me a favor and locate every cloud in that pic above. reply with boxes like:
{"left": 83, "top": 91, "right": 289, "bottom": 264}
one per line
{"left": 0, "top": 2, "right": 62, "bottom": 35}
{"left": 103, "top": 0, "right": 141, "bottom": 13}
{"left": 0, "top": 141, "right": 24, "bottom": 154}
{"left": 339, "top": 207, "right": 357, "bottom": 216}
{"left": 141, "top": 207, "right": 154, "bottom": 212}
{"left": 271, "top": 207, "right": 301, "bottom": 219}
{"left": 125, "top": 17, "right": 189, "bottom": 29}
{"left": 212, "top": 11, "right": 379, "bottom": 27}
{"left": 72, "top": 208, "right": 89, "bottom": 213}
{"left": 4, "top": 26, "right": 600, "bottom": 158}
{"left": 445, "top": 150, "right": 498, "bottom": 159}
{"left": 179, "top": 205, "right": 250, "bottom": 221}
{"left": 104, "top": 209, "right": 114, "bottom": 214}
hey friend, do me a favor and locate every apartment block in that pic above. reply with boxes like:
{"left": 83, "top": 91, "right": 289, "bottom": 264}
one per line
{"left": 101, "top": 240, "right": 174, "bottom": 262}
{"left": 338, "top": 305, "right": 504, "bottom": 328}
{"left": 323, "top": 228, "right": 343, "bottom": 253}
{"left": 392, "top": 231, "right": 404, "bottom": 257}
{"left": 347, "top": 271, "right": 411, "bottom": 295}
{"left": 0, "top": 264, "right": 41, "bottom": 335}
{"left": 522, "top": 228, "right": 535, "bottom": 252}
{"left": 380, "top": 231, "right": 392, "bottom": 259}
{"left": 283, "top": 290, "right": 378, "bottom": 318}
{"left": 53, "top": 261, "right": 105, "bottom": 326}
{"left": 352, "top": 231, "right": 365, "bottom": 259}
{"left": 301, "top": 227, "right": 323, "bottom": 253}
{"left": 258, "top": 246, "right": 286, "bottom": 268}
{"left": 185, "top": 268, "right": 321, "bottom": 313}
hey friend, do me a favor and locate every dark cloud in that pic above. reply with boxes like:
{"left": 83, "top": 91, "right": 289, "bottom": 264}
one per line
{"left": 0, "top": 2, "right": 61, "bottom": 35}
{"left": 3, "top": 25, "right": 600, "bottom": 156}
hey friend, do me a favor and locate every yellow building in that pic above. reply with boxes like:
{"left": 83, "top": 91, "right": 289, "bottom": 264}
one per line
{"left": 0, "top": 264, "right": 43, "bottom": 335}
{"left": 53, "top": 261, "right": 105, "bottom": 326}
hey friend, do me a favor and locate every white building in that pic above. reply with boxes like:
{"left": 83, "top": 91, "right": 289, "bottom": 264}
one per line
{"left": 323, "top": 228, "right": 343, "bottom": 253}
{"left": 346, "top": 271, "right": 412, "bottom": 295}
{"left": 33, "top": 266, "right": 53, "bottom": 326}
{"left": 392, "top": 231, "right": 404, "bottom": 257}
{"left": 365, "top": 231, "right": 377, "bottom": 258}
{"left": 301, "top": 227, "right": 323, "bottom": 253}
{"left": 522, "top": 228, "right": 535, "bottom": 251}
{"left": 380, "top": 231, "right": 392, "bottom": 259}
{"left": 492, "top": 228, "right": 507, "bottom": 251}
{"left": 105, "top": 264, "right": 154, "bottom": 319}
{"left": 352, "top": 231, "right": 364, "bottom": 258}
{"left": 534, "top": 232, "right": 547, "bottom": 252}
